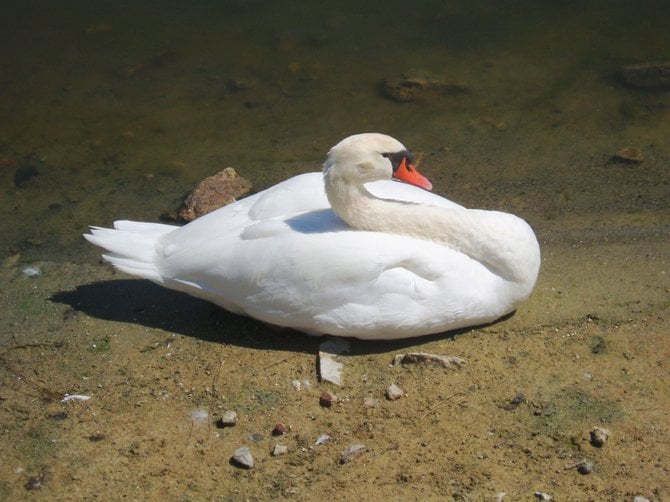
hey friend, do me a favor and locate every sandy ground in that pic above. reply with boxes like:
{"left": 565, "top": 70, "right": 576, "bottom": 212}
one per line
{"left": 1, "top": 1, "right": 669, "bottom": 500}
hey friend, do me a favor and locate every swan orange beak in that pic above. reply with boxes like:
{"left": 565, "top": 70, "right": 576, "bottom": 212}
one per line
{"left": 393, "top": 158, "right": 433, "bottom": 191}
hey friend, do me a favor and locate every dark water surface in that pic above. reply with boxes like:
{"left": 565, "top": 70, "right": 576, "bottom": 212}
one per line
{"left": 1, "top": 0, "right": 668, "bottom": 263}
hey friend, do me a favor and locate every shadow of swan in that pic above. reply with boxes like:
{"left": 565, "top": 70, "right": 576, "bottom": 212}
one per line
{"left": 51, "top": 279, "right": 475, "bottom": 355}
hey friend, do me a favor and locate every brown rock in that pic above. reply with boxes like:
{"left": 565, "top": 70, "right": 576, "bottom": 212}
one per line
{"left": 619, "top": 61, "right": 670, "bottom": 89}
{"left": 178, "top": 167, "right": 252, "bottom": 221}
{"left": 272, "top": 422, "right": 288, "bottom": 436}
{"left": 226, "top": 78, "right": 258, "bottom": 91}
{"left": 319, "top": 390, "right": 337, "bottom": 408}
{"left": 380, "top": 70, "right": 469, "bottom": 103}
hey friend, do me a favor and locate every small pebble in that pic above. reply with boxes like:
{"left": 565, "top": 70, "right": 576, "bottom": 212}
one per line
{"left": 231, "top": 446, "right": 254, "bottom": 469}
{"left": 340, "top": 444, "right": 367, "bottom": 464}
{"left": 386, "top": 384, "right": 404, "bottom": 400}
{"left": 61, "top": 394, "right": 91, "bottom": 403}
{"left": 315, "top": 433, "right": 332, "bottom": 445}
{"left": 577, "top": 461, "right": 594, "bottom": 475}
{"left": 503, "top": 392, "right": 526, "bottom": 410}
{"left": 22, "top": 266, "right": 41, "bottom": 278}
{"left": 319, "top": 390, "right": 337, "bottom": 408}
{"left": 272, "top": 444, "right": 288, "bottom": 456}
{"left": 590, "top": 426, "right": 610, "bottom": 447}
{"left": 363, "top": 397, "right": 381, "bottom": 408}
{"left": 216, "top": 410, "right": 238, "bottom": 428}
{"left": 291, "top": 380, "right": 302, "bottom": 391}
{"left": 633, "top": 497, "right": 651, "bottom": 502}
{"left": 272, "top": 422, "right": 288, "bottom": 436}
{"left": 534, "top": 492, "right": 552, "bottom": 501}
{"left": 24, "top": 474, "right": 45, "bottom": 490}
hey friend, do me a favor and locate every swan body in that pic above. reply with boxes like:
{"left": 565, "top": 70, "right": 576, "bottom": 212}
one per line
{"left": 85, "top": 133, "right": 540, "bottom": 340}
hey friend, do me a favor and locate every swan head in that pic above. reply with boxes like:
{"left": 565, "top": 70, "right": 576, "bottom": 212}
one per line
{"left": 323, "top": 133, "right": 432, "bottom": 190}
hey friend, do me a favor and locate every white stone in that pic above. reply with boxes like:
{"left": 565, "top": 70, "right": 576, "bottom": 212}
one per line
{"left": 315, "top": 433, "right": 332, "bottom": 445}
{"left": 232, "top": 446, "right": 254, "bottom": 468}
{"left": 219, "top": 410, "right": 238, "bottom": 426}
{"left": 386, "top": 384, "right": 404, "bottom": 400}
{"left": 340, "top": 444, "right": 367, "bottom": 464}
{"left": 318, "top": 338, "right": 351, "bottom": 386}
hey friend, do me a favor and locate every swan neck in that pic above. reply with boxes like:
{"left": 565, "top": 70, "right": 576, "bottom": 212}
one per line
{"left": 324, "top": 170, "right": 540, "bottom": 287}
{"left": 324, "top": 174, "right": 379, "bottom": 231}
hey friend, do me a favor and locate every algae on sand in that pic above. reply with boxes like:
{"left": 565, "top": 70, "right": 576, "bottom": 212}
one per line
{"left": 531, "top": 387, "right": 624, "bottom": 440}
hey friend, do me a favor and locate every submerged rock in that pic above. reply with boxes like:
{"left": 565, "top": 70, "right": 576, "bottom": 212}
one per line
{"left": 611, "top": 147, "right": 645, "bottom": 165}
{"left": 14, "top": 164, "right": 40, "bottom": 187}
{"left": 380, "top": 70, "right": 469, "bottom": 102}
{"left": 618, "top": 61, "right": 670, "bottom": 89}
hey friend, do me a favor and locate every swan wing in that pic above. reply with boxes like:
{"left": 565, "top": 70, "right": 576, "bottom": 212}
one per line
{"left": 156, "top": 207, "right": 512, "bottom": 339}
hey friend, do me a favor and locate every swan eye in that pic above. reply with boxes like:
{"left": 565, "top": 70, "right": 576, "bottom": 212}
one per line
{"left": 382, "top": 150, "right": 414, "bottom": 172}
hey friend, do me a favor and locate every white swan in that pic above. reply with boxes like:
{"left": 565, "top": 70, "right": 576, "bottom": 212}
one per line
{"left": 85, "top": 133, "right": 540, "bottom": 340}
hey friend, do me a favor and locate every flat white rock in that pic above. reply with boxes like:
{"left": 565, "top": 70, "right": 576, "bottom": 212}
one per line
{"left": 319, "top": 338, "right": 351, "bottom": 386}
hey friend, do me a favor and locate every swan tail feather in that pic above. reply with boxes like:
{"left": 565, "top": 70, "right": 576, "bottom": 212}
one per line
{"left": 84, "top": 220, "right": 176, "bottom": 283}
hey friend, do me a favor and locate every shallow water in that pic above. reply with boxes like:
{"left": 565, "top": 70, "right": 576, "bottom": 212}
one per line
{"left": 1, "top": 1, "right": 669, "bottom": 500}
